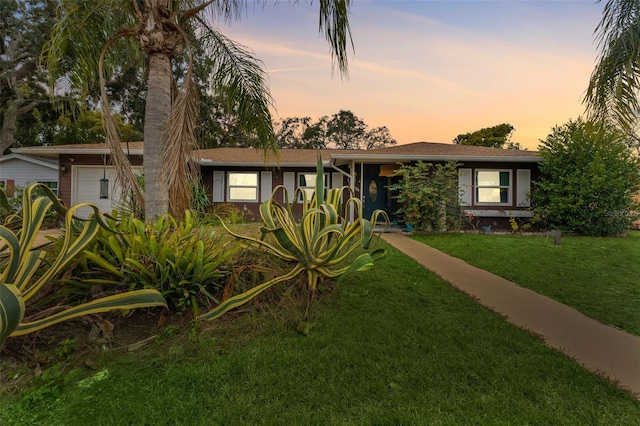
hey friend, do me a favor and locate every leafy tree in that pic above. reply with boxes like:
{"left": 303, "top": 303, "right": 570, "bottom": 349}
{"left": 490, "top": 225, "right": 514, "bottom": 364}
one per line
{"left": 274, "top": 116, "right": 315, "bottom": 149}
{"left": 301, "top": 115, "right": 330, "bottom": 149}
{"left": 327, "top": 109, "right": 367, "bottom": 149}
{"left": 51, "top": 110, "right": 141, "bottom": 145}
{"left": 531, "top": 118, "right": 640, "bottom": 236}
{"left": 0, "top": 0, "right": 57, "bottom": 155}
{"left": 388, "top": 161, "right": 463, "bottom": 232}
{"left": 44, "top": 0, "right": 353, "bottom": 220}
{"left": 275, "top": 110, "right": 396, "bottom": 149}
{"left": 364, "top": 125, "right": 396, "bottom": 150}
{"left": 584, "top": 0, "right": 640, "bottom": 130}
{"left": 453, "top": 123, "right": 515, "bottom": 148}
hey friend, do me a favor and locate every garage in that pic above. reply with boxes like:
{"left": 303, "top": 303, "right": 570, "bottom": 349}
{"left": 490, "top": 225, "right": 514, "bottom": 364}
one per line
{"left": 72, "top": 166, "right": 142, "bottom": 218}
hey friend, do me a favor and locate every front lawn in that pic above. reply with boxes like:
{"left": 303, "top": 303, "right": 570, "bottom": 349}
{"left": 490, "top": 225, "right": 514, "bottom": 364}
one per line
{"left": 1, "top": 243, "right": 638, "bottom": 424}
{"left": 413, "top": 232, "right": 640, "bottom": 336}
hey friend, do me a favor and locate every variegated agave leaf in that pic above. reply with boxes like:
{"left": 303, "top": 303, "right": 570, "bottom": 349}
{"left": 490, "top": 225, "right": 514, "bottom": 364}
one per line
{"left": 0, "top": 184, "right": 167, "bottom": 347}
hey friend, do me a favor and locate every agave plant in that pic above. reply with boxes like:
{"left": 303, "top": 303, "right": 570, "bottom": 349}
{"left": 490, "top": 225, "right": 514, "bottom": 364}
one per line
{"left": 200, "top": 155, "right": 389, "bottom": 321}
{"left": 0, "top": 184, "right": 166, "bottom": 347}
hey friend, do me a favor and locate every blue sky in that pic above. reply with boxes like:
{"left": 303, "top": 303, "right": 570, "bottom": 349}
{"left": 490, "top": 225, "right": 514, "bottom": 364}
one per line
{"left": 219, "top": 1, "right": 605, "bottom": 149}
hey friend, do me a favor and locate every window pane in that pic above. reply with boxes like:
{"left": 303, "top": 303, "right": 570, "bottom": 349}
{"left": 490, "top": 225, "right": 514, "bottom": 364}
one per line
{"left": 299, "top": 173, "right": 316, "bottom": 187}
{"left": 477, "top": 171, "right": 500, "bottom": 186}
{"left": 301, "top": 188, "right": 315, "bottom": 200}
{"left": 229, "top": 173, "right": 257, "bottom": 186}
{"left": 229, "top": 187, "right": 257, "bottom": 200}
{"left": 477, "top": 188, "right": 502, "bottom": 203}
{"left": 499, "top": 172, "right": 510, "bottom": 186}
{"left": 500, "top": 188, "right": 508, "bottom": 203}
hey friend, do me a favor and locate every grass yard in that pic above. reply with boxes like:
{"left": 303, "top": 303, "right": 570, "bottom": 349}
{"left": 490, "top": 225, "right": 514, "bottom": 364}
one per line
{"left": 413, "top": 232, "right": 640, "bottom": 337}
{"left": 1, "top": 243, "right": 639, "bottom": 425}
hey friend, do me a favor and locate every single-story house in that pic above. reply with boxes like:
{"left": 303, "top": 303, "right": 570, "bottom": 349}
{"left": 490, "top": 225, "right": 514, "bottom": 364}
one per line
{"left": 11, "top": 141, "right": 542, "bottom": 228}
{"left": 0, "top": 153, "right": 59, "bottom": 196}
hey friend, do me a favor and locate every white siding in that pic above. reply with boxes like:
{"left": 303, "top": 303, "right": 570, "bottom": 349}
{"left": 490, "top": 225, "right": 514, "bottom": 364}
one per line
{"left": 260, "top": 171, "right": 272, "bottom": 202}
{"left": 0, "top": 157, "right": 58, "bottom": 188}
{"left": 516, "top": 169, "right": 531, "bottom": 207}
{"left": 458, "top": 168, "right": 472, "bottom": 206}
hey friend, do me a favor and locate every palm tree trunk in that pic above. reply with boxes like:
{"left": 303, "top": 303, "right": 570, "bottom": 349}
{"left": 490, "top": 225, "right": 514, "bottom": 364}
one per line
{"left": 144, "top": 52, "right": 172, "bottom": 220}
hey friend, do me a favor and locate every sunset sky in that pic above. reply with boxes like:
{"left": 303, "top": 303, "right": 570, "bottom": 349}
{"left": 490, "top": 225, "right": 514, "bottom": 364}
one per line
{"left": 219, "top": 1, "right": 604, "bottom": 150}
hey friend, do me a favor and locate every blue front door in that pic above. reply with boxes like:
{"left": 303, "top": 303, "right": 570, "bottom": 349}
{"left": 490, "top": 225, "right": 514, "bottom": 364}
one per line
{"left": 363, "top": 175, "right": 387, "bottom": 219}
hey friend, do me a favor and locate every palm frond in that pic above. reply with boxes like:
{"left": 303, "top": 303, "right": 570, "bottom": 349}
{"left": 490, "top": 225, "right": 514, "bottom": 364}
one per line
{"left": 99, "top": 31, "right": 146, "bottom": 216}
{"left": 318, "top": 0, "right": 354, "bottom": 78}
{"left": 164, "top": 24, "right": 200, "bottom": 219}
{"left": 42, "top": 0, "right": 140, "bottom": 95}
{"left": 193, "top": 16, "right": 276, "bottom": 149}
{"left": 585, "top": 0, "right": 640, "bottom": 130}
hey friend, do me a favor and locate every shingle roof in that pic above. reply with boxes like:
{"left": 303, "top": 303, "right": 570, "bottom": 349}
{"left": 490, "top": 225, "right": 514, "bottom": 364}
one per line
{"left": 368, "top": 141, "right": 539, "bottom": 157}
{"left": 197, "top": 148, "right": 364, "bottom": 166}
{"left": 12, "top": 141, "right": 541, "bottom": 164}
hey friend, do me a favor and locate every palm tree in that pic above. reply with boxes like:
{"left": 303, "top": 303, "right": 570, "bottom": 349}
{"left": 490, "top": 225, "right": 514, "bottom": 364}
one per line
{"left": 585, "top": 0, "right": 640, "bottom": 130}
{"left": 44, "top": 0, "right": 353, "bottom": 220}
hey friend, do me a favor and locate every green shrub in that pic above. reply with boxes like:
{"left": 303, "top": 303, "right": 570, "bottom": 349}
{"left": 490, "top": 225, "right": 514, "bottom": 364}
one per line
{"left": 0, "top": 184, "right": 166, "bottom": 347}
{"left": 70, "top": 210, "right": 232, "bottom": 316}
{"left": 532, "top": 118, "right": 640, "bottom": 236}
{"left": 388, "top": 161, "right": 463, "bottom": 232}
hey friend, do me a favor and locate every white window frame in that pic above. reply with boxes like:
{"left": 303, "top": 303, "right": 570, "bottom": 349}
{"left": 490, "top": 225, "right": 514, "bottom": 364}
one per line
{"left": 475, "top": 170, "right": 512, "bottom": 206}
{"left": 227, "top": 172, "right": 259, "bottom": 202}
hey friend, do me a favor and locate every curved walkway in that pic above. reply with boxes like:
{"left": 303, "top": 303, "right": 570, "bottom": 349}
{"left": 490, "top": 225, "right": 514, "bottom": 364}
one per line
{"left": 382, "top": 232, "right": 640, "bottom": 399}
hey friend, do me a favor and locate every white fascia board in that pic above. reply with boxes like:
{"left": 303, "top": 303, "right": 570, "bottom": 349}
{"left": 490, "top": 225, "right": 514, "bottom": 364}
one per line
{"left": 11, "top": 147, "right": 144, "bottom": 156}
{"left": 0, "top": 154, "right": 59, "bottom": 169}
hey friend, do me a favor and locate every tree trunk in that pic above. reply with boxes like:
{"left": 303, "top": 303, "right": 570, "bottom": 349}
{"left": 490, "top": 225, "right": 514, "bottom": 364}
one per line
{"left": 143, "top": 53, "right": 172, "bottom": 220}
{"left": 0, "top": 103, "right": 18, "bottom": 156}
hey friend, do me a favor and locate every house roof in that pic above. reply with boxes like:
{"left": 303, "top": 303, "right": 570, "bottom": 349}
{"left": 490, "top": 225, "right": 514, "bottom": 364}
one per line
{"left": 330, "top": 142, "right": 541, "bottom": 165}
{"left": 197, "top": 147, "right": 364, "bottom": 167}
{"left": 0, "top": 153, "right": 59, "bottom": 169}
{"left": 11, "top": 142, "right": 145, "bottom": 159}
{"left": 11, "top": 141, "right": 541, "bottom": 165}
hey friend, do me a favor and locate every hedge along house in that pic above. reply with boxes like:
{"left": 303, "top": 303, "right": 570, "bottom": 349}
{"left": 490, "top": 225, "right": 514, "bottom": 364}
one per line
{"left": 12, "top": 141, "right": 542, "bottom": 228}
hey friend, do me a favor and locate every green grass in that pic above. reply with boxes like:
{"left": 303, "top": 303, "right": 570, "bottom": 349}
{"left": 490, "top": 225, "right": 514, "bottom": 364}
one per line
{"left": 1, "top": 243, "right": 639, "bottom": 424}
{"left": 413, "top": 232, "right": 640, "bottom": 337}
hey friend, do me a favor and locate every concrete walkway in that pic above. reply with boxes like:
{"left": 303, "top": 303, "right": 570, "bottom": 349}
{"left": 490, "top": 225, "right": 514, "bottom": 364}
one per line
{"left": 381, "top": 232, "right": 640, "bottom": 399}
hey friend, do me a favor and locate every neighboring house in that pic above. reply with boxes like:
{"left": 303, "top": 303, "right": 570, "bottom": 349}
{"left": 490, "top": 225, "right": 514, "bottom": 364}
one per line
{"left": 12, "top": 141, "right": 542, "bottom": 228}
{"left": 0, "top": 153, "right": 59, "bottom": 195}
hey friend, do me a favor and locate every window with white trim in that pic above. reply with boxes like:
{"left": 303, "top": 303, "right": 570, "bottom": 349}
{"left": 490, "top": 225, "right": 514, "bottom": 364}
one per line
{"left": 475, "top": 170, "right": 511, "bottom": 205}
{"left": 228, "top": 172, "right": 258, "bottom": 201}
{"left": 298, "top": 172, "right": 328, "bottom": 200}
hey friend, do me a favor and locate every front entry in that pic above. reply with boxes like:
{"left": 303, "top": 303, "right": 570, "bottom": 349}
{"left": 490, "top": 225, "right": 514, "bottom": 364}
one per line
{"left": 363, "top": 174, "right": 387, "bottom": 219}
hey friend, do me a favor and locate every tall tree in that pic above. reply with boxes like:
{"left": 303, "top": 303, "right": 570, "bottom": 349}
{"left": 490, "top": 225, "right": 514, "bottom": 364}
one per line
{"left": 364, "top": 125, "right": 396, "bottom": 150}
{"left": 0, "top": 0, "right": 57, "bottom": 155}
{"left": 453, "top": 123, "right": 515, "bottom": 149}
{"left": 44, "top": 0, "right": 353, "bottom": 220}
{"left": 326, "top": 109, "right": 366, "bottom": 149}
{"left": 275, "top": 116, "right": 315, "bottom": 149}
{"left": 584, "top": 0, "right": 640, "bottom": 130}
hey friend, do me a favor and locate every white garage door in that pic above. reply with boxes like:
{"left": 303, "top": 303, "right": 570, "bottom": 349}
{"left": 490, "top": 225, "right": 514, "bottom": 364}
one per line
{"left": 72, "top": 166, "right": 142, "bottom": 218}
